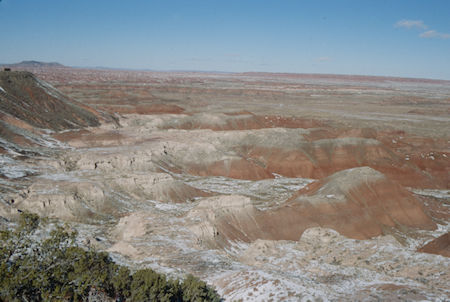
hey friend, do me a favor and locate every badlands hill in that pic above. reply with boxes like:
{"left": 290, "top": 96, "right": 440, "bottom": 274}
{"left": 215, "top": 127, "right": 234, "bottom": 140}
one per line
{"left": 0, "top": 67, "right": 448, "bottom": 301}
{"left": 187, "top": 167, "right": 436, "bottom": 248}
{"left": 0, "top": 70, "right": 100, "bottom": 153}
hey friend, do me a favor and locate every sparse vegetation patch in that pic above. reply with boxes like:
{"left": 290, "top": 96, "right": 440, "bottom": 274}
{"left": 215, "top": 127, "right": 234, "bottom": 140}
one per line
{"left": 0, "top": 212, "right": 221, "bottom": 301}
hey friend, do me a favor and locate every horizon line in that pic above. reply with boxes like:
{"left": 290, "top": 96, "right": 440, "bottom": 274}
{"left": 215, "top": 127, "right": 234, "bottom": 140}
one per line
{"left": 2, "top": 60, "right": 450, "bottom": 83}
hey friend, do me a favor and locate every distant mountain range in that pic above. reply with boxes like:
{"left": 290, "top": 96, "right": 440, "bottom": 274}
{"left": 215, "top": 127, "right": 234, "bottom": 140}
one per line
{"left": 2, "top": 61, "right": 449, "bottom": 83}
{"left": 1, "top": 60, "right": 65, "bottom": 69}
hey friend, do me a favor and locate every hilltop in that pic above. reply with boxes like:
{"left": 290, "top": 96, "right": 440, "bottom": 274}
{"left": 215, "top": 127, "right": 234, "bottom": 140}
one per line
{"left": 2, "top": 60, "right": 65, "bottom": 69}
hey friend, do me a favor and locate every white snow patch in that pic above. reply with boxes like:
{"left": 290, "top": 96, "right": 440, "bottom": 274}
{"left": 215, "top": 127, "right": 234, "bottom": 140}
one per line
{"left": 38, "top": 173, "right": 81, "bottom": 182}
{"left": 184, "top": 175, "right": 314, "bottom": 208}
{"left": 0, "top": 155, "right": 36, "bottom": 179}
{"left": 409, "top": 188, "right": 450, "bottom": 199}
{"left": 150, "top": 200, "right": 179, "bottom": 211}
{"left": 145, "top": 199, "right": 195, "bottom": 213}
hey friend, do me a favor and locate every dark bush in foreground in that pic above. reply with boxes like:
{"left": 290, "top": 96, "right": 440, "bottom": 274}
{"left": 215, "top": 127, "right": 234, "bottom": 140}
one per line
{"left": 0, "top": 212, "right": 221, "bottom": 301}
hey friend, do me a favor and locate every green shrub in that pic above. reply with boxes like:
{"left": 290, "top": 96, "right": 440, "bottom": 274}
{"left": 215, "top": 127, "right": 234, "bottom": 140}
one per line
{"left": 130, "top": 269, "right": 176, "bottom": 301}
{"left": 181, "top": 274, "right": 222, "bottom": 302}
{"left": 0, "top": 212, "right": 221, "bottom": 301}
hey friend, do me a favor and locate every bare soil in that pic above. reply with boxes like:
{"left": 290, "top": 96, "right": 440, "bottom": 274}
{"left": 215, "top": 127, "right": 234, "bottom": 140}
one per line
{"left": 0, "top": 66, "right": 449, "bottom": 301}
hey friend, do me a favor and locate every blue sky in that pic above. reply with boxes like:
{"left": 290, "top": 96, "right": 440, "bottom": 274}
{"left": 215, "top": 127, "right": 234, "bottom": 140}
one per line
{"left": 1, "top": 0, "right": 450, "bottom": 79}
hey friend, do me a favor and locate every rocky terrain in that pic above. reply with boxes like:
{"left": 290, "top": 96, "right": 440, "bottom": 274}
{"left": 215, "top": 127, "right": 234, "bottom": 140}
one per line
{"left": 0, "top": 64, "right": 449, "bottom": 301}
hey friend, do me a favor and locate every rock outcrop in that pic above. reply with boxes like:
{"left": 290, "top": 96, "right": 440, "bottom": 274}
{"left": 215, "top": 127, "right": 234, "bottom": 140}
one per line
{"left": 8, "top": 171, "right": 208, "bottom": 221}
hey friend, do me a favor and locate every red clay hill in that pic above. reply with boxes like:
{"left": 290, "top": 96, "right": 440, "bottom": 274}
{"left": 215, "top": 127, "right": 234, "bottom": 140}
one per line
{"left": 0, "top": 70, "right": 100, "bottom": 152}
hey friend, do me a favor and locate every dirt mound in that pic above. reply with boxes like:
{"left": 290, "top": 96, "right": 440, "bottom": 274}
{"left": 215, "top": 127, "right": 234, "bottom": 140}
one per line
{"left": 418, "top": 233, "right": 450, "bottom": 257}
{"left": 188, "top": 167, "right": 435, "bottom": 246}
{"left": 269, "top": 167, "right": 436, "bottom": 239}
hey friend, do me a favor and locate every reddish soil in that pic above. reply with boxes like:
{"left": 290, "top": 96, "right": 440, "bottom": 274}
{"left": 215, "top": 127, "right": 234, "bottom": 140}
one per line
{"left": 169, "top": 114, "right": 323, "bottom": 131}
{"left": 206, "top": 168, "right": 435, "bottom": 245}
{"left": 52, "top": 130, "right": 92, "bottom": 142}
{"left": 287, "top": 175, "right": 434, "bottom": 238}
{"left": 0, "top": 70, "right": 102, "bottom": 153}
{"left": 161, "top": 185, "right": 211, "bottom": 203}
{"left": 0, "top": 119, "right": 35, "bottom": 147}
{"left": 242, "top": 142, "right": 438, "bottom": 188}
{"left": 99, "top": 103, "right": 185, "bottom": 115}
{"left": 52, "top": 130, "right": 128, "bottom": 147}
{"left": 241, "top": 71, "right": 450, "bottom": 85}
{"left": 0, "top": 71, "right": 99, "bottom": 131}
{"left": 418, "top": 233, "right": 450, "bottom": 257}
{"left": 255, "top": 173, "right": 434, "bottom": 240}
{"left": 157, "top": 111, "right": 448, "bottom": 189}
{"left": 187, "top": 158, "right": 273, "bottom": 180}
{"left": 417, "top": 195, "right": 450, "bottom": 222}
{"left": 1, "top": 66, "right": 448, "bottom": 300}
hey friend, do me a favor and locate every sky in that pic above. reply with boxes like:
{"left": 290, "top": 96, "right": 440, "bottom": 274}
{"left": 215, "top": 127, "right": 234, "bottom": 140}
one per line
{"left": 1, "top": 0, "right": 450, "bottom": 79}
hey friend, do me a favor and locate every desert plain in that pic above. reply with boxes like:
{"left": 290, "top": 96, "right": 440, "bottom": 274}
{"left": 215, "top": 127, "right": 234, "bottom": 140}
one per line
{"left": 0, "top": 65, "right": 449, "bottom": 301}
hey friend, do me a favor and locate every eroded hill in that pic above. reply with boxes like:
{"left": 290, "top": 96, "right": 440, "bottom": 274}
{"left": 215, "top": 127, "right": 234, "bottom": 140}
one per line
{"left": 0, "top": 67, "right": 449, "bottom": 301}
{"left": 0, "top": 70, "right": 100, "bottom": 155}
